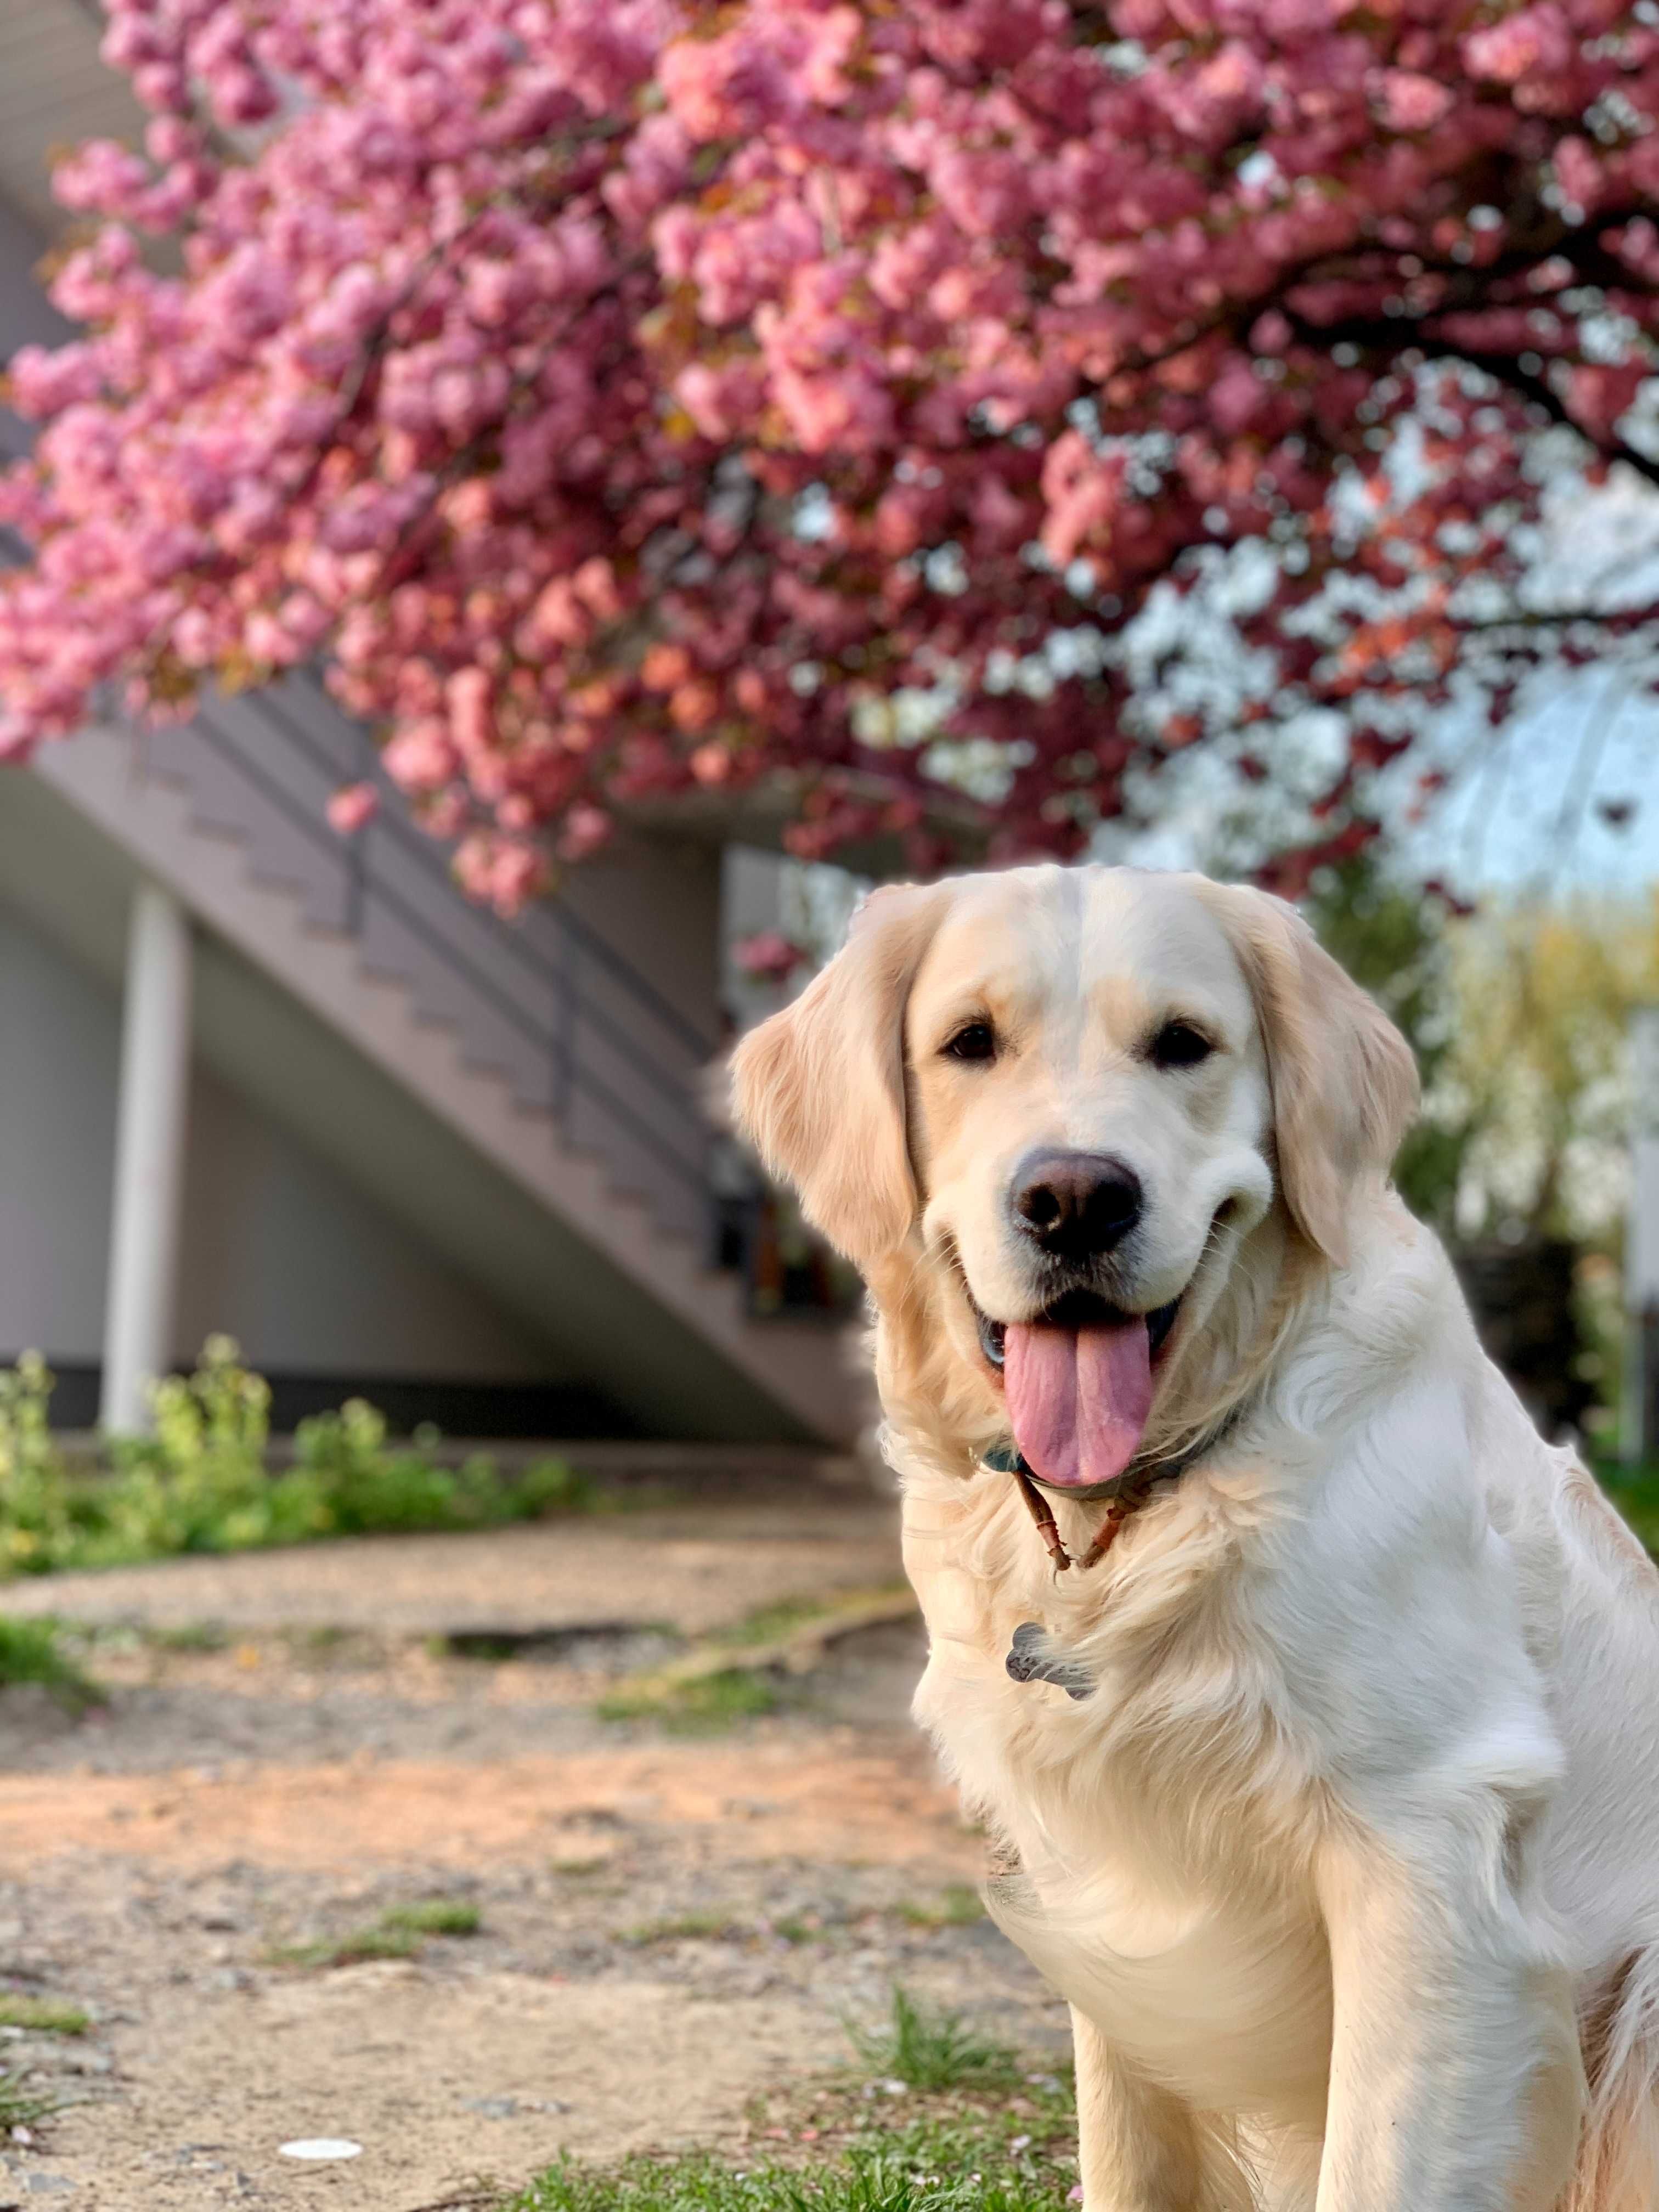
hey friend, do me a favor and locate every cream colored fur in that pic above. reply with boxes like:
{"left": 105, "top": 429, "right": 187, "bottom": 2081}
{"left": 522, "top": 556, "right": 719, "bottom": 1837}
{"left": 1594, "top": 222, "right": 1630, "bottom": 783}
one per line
{"left": 731, "top": 862, "right": 1659, "bottom": 2212}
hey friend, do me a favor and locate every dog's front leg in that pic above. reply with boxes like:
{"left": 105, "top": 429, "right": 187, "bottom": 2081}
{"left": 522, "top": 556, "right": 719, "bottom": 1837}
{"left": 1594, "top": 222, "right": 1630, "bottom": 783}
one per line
{"left": 1072, "top": 2007, "right": 1220, "bottom": 2212}
{"left": 1313, "top": 1825, "right": 1583, "bottom": 2212}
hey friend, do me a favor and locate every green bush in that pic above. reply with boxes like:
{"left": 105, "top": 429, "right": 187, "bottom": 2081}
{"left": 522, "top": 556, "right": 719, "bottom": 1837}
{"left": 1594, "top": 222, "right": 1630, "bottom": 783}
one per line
{"left": 0, "top": 1352, "right": 82, "bottom": 1575}
{"left": 289, "top": 1395, "right": 585, "bottom": 1538}
{"left": 0, "top": 1339, "right": 589, "bottom": 1578}
{"left": 0, "top": 1617, "right": 97, "bottom": 1709}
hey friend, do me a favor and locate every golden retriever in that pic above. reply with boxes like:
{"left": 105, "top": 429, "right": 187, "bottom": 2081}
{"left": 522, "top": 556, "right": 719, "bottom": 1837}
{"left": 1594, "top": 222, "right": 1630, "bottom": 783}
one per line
{"left": 732, "top": 862, "right": 1659, "bottom": 2212}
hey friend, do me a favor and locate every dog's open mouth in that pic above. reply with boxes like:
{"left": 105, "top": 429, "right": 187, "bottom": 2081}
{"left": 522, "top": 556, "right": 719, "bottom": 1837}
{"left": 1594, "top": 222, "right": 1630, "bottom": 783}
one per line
{"left": 973, "top": 1289, "right": 1180, "bottom": 1374}
{"left": 970, "top": 1287, "right": 1183, "bottom": 1497}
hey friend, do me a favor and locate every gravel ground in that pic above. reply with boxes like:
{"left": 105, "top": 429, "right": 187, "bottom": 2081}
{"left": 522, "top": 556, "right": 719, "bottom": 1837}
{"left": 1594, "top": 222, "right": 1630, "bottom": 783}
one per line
{"left": 0, "top": 1486, "right": 1063, "bottom": 2211}
{"left": 0, "top": 1489, "right": 904, "bottom": 1641}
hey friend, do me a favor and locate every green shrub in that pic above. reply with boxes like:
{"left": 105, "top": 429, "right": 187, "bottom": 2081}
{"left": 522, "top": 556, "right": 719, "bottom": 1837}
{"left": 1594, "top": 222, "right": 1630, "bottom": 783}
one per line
{"left": 0, "top": 1618, "right": 96, "bottom": 1709}
{"left": 101, "top": 1336, "right": 310, "bottom": 1559}
{"left": 0, "top": 1353, "right": 82, "bottom": 1575}
{"left": 289, "top": 1398, "right": 586, "bottom": 1537}
{"left": 0, "top": 1341, "right": 589, "bottom": 1579}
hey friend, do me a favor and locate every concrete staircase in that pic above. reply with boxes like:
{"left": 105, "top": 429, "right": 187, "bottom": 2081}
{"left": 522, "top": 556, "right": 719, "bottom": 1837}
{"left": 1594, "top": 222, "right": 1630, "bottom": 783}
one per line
{"left": 28, "top": 690, "right": 861, "bottom": 1447}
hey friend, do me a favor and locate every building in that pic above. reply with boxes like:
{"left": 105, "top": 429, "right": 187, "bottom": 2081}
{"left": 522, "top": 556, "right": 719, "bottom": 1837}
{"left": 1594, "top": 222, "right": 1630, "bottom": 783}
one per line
{"left": 0, "top": 3, "right": 855, "bottom": 1449}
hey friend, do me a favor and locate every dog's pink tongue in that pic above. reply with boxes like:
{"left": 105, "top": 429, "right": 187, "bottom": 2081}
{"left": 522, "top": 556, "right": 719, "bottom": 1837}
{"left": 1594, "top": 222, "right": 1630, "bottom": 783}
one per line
{"left": 1004, "top": 1319, "right": 1153, "bottom": 1492}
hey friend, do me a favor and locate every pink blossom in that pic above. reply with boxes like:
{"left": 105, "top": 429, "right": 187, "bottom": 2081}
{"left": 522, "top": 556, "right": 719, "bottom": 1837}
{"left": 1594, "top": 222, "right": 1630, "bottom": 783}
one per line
{"left": 556, "top": 803, "right": 612, "bottom": 864}
{"left": 1371, "top": 69, "right": 1454, "bottom": 133}
{"left": 453, "top": 830, "right": 547, "bottom": 914}
{"left": 1463, "top": 4, "right": 1572, "bottom": 84}
{"left": 52, "top": 139, "right": 151, "bottom": 218}
{"left": 0, "top": 0, "right": 1645, "bottom": 905}
{"left": 733, "top": 930, "right": 809, "bottom": 982}
{"left": 326, "top": 781, "right": 381, "bottom": 836}
{"left": 5, "top": 345, "right": 104, "bottom": 419}
{"left": 383, "top": 721, "right": 459, "bottom": 793}
{"left": 1554, "top": 135, "right": 1603, "bottom": 213}
{"left": 0, "top": 718, "right": 37, "bottom": 764}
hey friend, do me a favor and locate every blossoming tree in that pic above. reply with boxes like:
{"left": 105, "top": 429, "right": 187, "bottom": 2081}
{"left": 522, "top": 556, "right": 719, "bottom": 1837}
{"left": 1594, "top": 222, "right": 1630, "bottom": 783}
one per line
{"left": 2, "top": 0, "right": 1657, "bottom": 906}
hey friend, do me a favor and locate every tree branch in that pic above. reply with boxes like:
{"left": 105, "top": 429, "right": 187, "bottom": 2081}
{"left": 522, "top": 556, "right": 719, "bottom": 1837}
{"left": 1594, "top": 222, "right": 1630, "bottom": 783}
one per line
{"left": 1283, "top": 309, "right": 1659, "bottom": 494}
{"left": 1443, "top": 347, "right": 1659, "bottom": 493}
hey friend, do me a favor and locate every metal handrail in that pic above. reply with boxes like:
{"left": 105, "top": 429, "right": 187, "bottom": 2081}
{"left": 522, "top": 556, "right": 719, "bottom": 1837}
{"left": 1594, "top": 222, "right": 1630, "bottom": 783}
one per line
{"left": 179, "top": 704, "right": 713, "bottom": 1201}
{"left": 245, "top": 684, "right": 716, "bottom": 1060}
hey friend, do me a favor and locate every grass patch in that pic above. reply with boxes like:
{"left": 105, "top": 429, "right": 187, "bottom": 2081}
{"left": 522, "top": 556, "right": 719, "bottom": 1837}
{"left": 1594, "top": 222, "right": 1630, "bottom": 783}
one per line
{"left": 144, "top": 1621, "right": 230, "bottom": 1653}
{"left": 0, "top": 1341, "right": 591, "bottom": 1580}
{"left": 270, "top": 1896, "right": 481, "bottom": 1969}
{"left": 270, "top": 1925, "right": 420, "bottom": 1970}
{"left": 504, "top": 2004, "right": 1075, "bottom": 2212}
{"left": 0, "top": 2079, "right": 55, "bottom": 2132}
{"left": 896, "top": 1887, "right": 985, "bottom": 1931}
{"left": 0, "top": 1995, "right": 88, "bottom": 2035}
{"left": 619, "top": 1910, "right": 740, "bottom": 1946}
{"left": 596, "top": 1666, "right": 778, "bottom": 1735}
{"left": 719, "top": 1596, "right": 833, "bottom": 1647}
{"left": 381, "top": 1898, "right": 481, "bottom": 1938}
{"left": 0, "top": 1618, "right": 98, "bottom": 1710}
{"left": 772, "top": 1914, "right": 828, "bottom": 1945}
{"left": 509, "top": 2140, "right": 1064, "bottom": 2212}
{"left": 716, "top": 1587, "right": 915, "bottom": 1651}
{"left": 847, "top": 1988, "right": 1023, "bottom": 2095}
{"left": 437, "top": 1633, "right": 521, "bottom": 1662}
{"left": 288, "top": 1624, "right": 353, "bottom": 1656}
{"left": 596, "top": 1587, "right": 915, "bottom": 1738}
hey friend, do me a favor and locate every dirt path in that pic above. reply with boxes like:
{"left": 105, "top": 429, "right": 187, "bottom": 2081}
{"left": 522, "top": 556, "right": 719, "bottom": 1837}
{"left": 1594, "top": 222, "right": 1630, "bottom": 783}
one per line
{"left": 0, "top": 1490, "right": 1063, "bottom": 2210}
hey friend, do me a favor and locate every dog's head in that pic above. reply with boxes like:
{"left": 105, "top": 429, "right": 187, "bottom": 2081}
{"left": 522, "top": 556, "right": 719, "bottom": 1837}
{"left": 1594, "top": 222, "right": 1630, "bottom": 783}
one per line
{"left": 732, "top": 864, "right": 1417, "bottom": 1491}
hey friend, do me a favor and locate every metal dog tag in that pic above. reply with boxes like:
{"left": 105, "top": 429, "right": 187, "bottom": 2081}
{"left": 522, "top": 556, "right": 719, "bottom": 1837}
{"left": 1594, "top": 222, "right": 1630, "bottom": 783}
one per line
{"left": 1005, "top": 1620, "right": 1093, "bottom": 1701}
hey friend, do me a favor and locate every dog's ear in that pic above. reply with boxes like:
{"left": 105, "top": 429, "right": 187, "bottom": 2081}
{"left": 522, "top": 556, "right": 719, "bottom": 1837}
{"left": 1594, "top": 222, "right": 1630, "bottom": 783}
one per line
{"left": 729, "top": 882, "right": 948, "bottom": 1269}
{"left": 1198, "top": 881, "right": 1419, "bottom": 1265}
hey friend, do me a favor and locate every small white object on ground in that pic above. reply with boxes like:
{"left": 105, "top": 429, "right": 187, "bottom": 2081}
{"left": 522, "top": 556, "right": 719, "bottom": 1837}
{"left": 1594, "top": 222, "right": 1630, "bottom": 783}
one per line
{"left": 278, "top": 2138, "right": 363, "bottom": 2161}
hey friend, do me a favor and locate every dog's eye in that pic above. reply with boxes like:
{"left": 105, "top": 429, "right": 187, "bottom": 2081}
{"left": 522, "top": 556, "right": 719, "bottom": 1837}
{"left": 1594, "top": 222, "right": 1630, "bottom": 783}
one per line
{"left": 1151, "top": 1020, "right": 1215, "bottom": 1070}
{"left": 943, "top": 1021, "right": 997, "bottom": 1064}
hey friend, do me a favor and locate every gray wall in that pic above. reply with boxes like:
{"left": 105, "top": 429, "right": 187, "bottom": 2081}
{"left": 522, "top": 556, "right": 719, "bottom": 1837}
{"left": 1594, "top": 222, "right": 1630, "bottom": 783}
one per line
{"left": 176, "top": 1064, "right": 557, "bottom": 1379}
{"left": 561, "top": 831, "right": 726, "bottom": 1044}
{"left": 0, "top": 903, "right": 118, "bottom": 1359}
{"left": 0, "top": 899, "right": 559, "bottom": 1380}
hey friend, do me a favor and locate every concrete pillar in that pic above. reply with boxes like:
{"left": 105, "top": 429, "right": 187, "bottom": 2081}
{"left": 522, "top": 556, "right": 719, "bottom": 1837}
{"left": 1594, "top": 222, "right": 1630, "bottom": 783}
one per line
{"left": 100, "top": 883, "right": 192, "bottom": 1434}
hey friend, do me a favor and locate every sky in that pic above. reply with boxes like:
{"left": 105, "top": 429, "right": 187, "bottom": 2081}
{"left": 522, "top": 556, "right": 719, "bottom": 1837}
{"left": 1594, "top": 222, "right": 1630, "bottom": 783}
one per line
{"left": 1116, "top": 642, "right": 1659, "bottom": 907}
{"left": 1423, "top": 685, "right": 1659, "bottom": 901}
{"left": 1413, "top": 470, "right": 1659, "bottom": 902}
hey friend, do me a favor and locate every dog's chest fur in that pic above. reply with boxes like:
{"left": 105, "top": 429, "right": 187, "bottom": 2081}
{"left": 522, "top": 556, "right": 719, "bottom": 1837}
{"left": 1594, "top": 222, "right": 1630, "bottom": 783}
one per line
{"left": 901, "top": 1467, "right": 1335, "bottom": 2125}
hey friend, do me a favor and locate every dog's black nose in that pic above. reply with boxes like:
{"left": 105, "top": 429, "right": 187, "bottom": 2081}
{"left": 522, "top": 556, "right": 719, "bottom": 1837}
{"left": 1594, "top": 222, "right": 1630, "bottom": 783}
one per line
{"left": 1010, "top": 1150, "right": 1142, "bottom": 1259}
